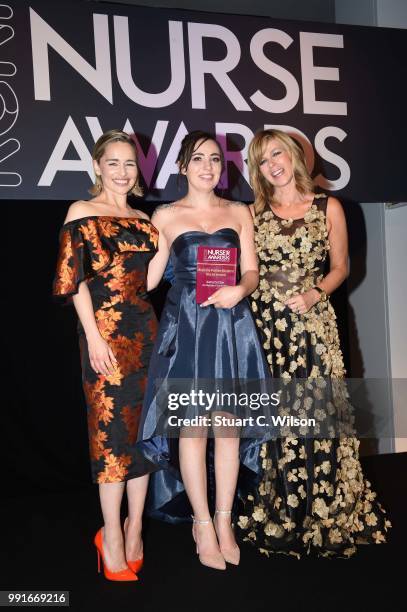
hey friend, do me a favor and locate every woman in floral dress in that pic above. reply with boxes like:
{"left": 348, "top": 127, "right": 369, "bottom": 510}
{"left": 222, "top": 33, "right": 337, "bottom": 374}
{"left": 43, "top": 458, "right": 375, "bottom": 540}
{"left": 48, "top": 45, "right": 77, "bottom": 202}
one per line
{"left": 237, "top": 129, "right": 391, "bottom": 557}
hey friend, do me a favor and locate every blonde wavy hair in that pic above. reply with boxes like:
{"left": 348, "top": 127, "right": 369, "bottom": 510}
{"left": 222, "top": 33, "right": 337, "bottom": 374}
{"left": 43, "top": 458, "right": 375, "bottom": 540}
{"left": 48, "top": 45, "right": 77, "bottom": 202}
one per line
{"left": 89, "top": 129, "right": 143, "bottom": 197}
{"left": 248, "top": 129, "right": 314, "bottom": 214}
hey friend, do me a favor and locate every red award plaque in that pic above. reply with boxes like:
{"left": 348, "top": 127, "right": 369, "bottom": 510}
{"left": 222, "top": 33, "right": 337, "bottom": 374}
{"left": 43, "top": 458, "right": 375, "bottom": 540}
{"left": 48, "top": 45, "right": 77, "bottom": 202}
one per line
{"left": 196, "top": 246, "right": 238, "bottom": 304}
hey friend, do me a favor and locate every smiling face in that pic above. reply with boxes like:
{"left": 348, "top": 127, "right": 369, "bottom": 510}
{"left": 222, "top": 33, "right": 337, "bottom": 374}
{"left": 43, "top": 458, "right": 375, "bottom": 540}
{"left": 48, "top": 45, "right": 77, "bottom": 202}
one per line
{"left": 93, "top": 141, "right": 138, "bottom": 196}
{"left": 259, "top": 138, "right": 294, "bottom": 189}
{"left": 181, "top": 138, "right": 222, "bottom": 192}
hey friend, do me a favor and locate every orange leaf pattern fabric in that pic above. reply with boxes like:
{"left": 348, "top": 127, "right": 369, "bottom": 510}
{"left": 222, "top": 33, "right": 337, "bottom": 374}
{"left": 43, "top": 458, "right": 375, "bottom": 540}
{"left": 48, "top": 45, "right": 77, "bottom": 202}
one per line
{"left": 54, "top": 216, "right": 158, "bottom": 483}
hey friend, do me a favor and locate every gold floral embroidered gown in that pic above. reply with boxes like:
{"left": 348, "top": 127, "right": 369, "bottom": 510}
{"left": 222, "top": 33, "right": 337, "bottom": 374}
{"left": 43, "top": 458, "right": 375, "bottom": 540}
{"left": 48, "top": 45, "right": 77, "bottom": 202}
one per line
{"left": 238, "top": 195, "right": 391, "bottom": 557}
{"left": 53, "top": 216, "right": 158, "bottom": 483}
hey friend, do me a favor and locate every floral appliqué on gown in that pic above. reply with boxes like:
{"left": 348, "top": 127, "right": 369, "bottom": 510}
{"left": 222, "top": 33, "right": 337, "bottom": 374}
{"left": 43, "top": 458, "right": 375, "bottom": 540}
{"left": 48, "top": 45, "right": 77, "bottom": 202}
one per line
{"left": 237, "top": 196, "right": 391, "bottom": 558}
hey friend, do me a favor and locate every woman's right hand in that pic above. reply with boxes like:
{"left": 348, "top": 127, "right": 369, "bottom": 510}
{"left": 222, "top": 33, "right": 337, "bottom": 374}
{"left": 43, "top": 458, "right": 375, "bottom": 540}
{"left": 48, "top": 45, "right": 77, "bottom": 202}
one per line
{"left": 86, "top": 332, "right": 118, "bottom": 376}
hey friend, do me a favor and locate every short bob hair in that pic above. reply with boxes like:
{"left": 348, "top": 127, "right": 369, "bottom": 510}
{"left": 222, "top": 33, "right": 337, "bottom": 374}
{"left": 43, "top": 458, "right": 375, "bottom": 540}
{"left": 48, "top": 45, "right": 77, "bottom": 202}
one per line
{"left": 89, "top": 129, "right": 143, "bottom": 197}
{"left": 248, "top": 129, "right": 314, "bottom": 214}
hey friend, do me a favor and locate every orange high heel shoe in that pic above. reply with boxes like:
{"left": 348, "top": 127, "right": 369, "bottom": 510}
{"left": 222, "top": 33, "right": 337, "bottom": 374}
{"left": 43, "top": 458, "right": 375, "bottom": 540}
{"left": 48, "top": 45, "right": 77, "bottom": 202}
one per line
{"left": 123, "top": 517, "right": 144, "bottom": 574}
{"left": 94, "top": 528, "right": 138, "bottom": 581}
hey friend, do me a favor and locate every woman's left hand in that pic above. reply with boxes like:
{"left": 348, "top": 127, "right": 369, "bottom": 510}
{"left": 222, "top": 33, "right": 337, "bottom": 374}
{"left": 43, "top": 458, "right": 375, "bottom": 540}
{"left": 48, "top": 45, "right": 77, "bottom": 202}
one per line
{"left": 285, "top": 289, "right": 320, "bottom": 315}
{"left": 200, "top": 285, "right": 245, "bottom": 309}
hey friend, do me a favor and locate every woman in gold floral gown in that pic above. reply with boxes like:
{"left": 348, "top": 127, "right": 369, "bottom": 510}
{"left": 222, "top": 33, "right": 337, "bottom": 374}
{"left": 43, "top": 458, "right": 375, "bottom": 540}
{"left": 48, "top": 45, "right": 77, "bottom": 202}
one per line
{"left": 237, "top": 129, "right": 391, "bottom": 557}
{"left": 53, "top": 130, "right": 158, "bottom": 580}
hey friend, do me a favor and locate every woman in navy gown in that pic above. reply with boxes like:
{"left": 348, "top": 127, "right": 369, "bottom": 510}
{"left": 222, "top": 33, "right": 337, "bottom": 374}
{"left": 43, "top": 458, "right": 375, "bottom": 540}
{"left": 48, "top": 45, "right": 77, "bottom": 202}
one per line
{"left": 138, "top": 131, "right": 272, "bottom": 570}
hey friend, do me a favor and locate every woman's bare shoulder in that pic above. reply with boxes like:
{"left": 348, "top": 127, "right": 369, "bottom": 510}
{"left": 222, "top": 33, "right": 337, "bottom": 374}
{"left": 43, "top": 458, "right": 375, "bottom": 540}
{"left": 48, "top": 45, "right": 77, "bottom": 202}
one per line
{"left": 64, "top": 200, "right": 97, "bottom": 223}
{"left": 326, "top": 196, "right": 345, "bottom": 221}
{"left": 151, "top": 201, "right": 182, "bottom": 227}
{"left": 151, "top": 201, "right": 181, "bottom": 217}
{"left": 225, "top": 199, "right": 249, "bottom": 208}
{"left": 224, "top": 199, "right": 252, "bottom": 220}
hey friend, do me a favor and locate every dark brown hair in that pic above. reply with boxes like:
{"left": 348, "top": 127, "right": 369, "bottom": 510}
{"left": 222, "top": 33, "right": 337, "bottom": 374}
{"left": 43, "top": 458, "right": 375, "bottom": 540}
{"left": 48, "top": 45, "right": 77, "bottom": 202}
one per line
{"left": 176, "top": 130, "right": 224, "bottom": 174}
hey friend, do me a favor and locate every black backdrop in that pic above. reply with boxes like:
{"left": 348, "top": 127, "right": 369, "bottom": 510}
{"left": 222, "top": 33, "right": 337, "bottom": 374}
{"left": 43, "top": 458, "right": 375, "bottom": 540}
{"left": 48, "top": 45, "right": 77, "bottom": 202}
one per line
{"left": 3, "top": 0, "right": 407, "bottom": 202}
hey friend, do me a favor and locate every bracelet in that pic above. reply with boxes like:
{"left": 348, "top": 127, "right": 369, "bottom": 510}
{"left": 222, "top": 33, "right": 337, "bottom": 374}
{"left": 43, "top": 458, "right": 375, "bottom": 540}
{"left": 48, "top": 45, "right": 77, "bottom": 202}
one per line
{"left": 313, "top": 286, "right": 327, "bottom": 302}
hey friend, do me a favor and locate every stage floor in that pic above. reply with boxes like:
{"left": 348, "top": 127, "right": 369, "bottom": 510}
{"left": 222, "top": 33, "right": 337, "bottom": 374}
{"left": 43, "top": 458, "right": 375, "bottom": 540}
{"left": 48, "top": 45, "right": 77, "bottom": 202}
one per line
{"left": 1, "top": 452, "right": 405, "bottom": 612}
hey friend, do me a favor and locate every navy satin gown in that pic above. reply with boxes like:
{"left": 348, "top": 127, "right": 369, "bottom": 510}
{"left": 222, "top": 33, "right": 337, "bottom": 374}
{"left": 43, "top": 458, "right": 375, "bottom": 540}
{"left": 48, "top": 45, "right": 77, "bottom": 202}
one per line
{"left": 137, "top": 228, "right": 272, "bottom": 523}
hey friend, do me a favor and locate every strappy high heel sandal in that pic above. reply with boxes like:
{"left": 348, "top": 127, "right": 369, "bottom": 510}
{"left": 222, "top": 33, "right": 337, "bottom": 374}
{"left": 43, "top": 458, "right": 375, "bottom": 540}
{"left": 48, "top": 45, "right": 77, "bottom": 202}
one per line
{"left": 213, "top": 510, "right": 240, "bottom": 566}
{"left": 191, "top": 516, "right": 226, "bottom": 570}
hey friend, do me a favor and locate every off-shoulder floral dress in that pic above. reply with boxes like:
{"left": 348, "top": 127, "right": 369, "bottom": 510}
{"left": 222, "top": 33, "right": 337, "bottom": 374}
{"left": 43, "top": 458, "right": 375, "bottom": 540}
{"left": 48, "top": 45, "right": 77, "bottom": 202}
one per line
{"left": 53, "top": 216, "right": 158, "bottom": 483}
{"left": 238, "top": 195, "right": 391, "bottom": 557}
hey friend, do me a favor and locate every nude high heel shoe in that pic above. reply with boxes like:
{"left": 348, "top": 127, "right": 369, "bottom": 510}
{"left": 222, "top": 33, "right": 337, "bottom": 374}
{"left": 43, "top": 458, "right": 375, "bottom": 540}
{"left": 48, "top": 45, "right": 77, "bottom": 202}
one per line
{"left": 191, "top": 516, "right": 226, "bottom": 570}
{"left": 213, "top": 510, "right": 240, "bottom": 566}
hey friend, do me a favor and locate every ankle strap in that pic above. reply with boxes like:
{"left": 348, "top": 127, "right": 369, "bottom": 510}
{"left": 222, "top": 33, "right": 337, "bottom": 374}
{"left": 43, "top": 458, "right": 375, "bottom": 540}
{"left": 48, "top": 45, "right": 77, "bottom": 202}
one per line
{"left": 215, "top": 510, "right": 232, "bottom": 515}
{"left": 191, "top": 515, "right": 212, "bottom": 524}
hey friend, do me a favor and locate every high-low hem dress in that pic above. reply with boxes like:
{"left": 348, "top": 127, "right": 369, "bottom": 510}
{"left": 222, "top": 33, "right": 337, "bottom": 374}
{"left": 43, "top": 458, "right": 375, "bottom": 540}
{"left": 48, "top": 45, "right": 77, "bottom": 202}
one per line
{"left": 137, "top": 228, "right": 273, "bottom": 523}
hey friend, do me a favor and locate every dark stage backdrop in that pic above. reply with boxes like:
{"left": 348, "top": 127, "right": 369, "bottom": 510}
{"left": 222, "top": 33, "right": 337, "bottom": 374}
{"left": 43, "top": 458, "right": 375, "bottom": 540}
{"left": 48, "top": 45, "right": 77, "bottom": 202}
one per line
{"left": 2, "top": 0, "right": 407, "bottom": 202}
